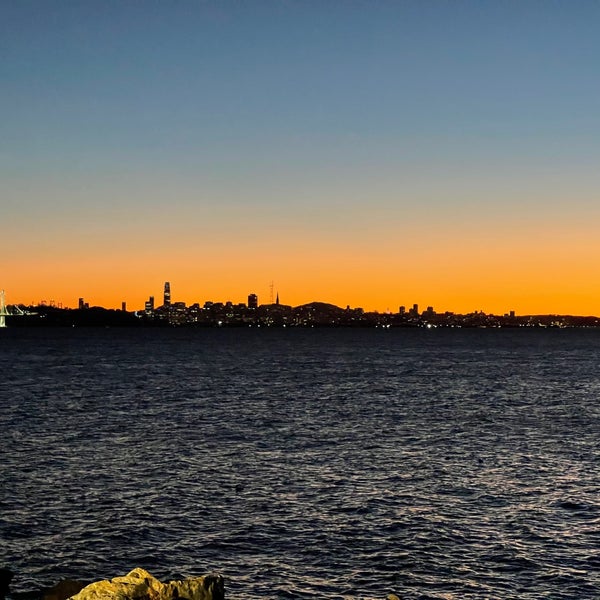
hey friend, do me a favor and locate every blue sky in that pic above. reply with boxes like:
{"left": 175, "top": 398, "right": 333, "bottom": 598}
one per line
{"left": 5, "top": 1, "right": 599, "bottom": 172}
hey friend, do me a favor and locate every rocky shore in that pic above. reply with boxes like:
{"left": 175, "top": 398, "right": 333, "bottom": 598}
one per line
{"left": 1, "top": 568, "right": 403, "bottom": 599}
{"left": 0, "top": 569, "right": 224, "bottom": 600}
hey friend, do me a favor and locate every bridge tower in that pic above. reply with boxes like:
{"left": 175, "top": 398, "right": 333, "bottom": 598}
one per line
{"left": 0, "top": 291, "right": 34, "bottom": 327}
{"left": 0, "top": 290, "right": 7, "bottom": 328}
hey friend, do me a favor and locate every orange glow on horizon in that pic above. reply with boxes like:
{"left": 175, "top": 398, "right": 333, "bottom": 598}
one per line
{"left": 4, "top": 195, "right": 600, "bottom": 315}
{"left": 5, "top": 223, "right": 600, "bottom": 316}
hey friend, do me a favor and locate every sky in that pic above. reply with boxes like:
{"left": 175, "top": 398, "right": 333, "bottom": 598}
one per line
{"left": 3, "top": 0, "right": 600, "bottom": 314}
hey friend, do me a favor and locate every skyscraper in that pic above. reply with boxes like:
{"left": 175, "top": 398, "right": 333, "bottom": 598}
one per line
{"left": 248, "top": 293, "right": 258, "bottom": 309}
{"left": 145, "top": 296, "right": 155, "bottom": 314}
{"left": 164, "top": 282, "right": 171, "bottom": 307}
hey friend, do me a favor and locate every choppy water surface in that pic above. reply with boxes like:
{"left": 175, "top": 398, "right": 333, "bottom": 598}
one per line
{"left": 1, "top": 328, "right": 599, "bottom": 599}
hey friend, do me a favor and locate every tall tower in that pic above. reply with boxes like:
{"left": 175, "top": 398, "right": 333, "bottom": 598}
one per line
{"left": 248, "top": 293, "right": 258, "bottom": 309}
{"left": 164, "top": 282, "right": 171, "bottom": 307}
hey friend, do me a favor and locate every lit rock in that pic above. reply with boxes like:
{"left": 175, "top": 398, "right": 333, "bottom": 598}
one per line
{"left": 69, "top": 568, "right": 224, "bottom": 600}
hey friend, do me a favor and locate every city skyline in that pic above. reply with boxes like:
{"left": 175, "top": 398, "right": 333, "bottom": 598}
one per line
{"left": 3, "top": 2, "right": 600, "bottom": 315}
{"left": 6, "top": 267, "right": 600, "bottom": 316}
{"left": 6, "top": 278, "right": 600, "bottom": 320}
{"left": 5, "top": 283, "right": 600, "bottom": 330}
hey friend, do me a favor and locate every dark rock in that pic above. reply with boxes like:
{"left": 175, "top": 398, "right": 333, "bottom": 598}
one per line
{"left": 0, "top": 569, "right": 13, "bottom": 600}
{"left": 43, "top": 579, "right": 87, "bottom": 600}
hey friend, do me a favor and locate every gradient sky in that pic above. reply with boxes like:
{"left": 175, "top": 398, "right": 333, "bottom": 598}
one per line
{"left": 3, "top": 1, "right": 600, "bottom": 313}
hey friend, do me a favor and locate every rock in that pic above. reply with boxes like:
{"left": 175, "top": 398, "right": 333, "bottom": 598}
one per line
{"left": 0, "top": 569, "right": 13, "bottom": 600}
{"left": 69, "top": 568, "right": 224, "bottom": 600}
{"left": 43, "top": 579, "right": 87, "bottom": 600}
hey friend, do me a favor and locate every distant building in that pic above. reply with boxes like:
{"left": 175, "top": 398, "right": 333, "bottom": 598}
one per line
{"left": 248, "top": 293, "right": 258, "bottom": 309}
{"left": 145, "top": 296, "right": 155, "bottom": 314}
{"left": 170, "top": 301, "right": 187, "bottom": 325}
{"left": 164, "top": 282, "right": 171, "bottom": 307}
{"left": 78, "top": 298, "right": 85, "bottom": 310}
{"left": 399, "top": 305, "right": 406, "bottom": 315}
{"left": 121, "top": 301, "right": 127, "bottom": 312}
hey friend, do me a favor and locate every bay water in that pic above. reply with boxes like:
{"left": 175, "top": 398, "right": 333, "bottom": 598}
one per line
{"left": 1, "top": 328, "right": 599, "bottom": 599}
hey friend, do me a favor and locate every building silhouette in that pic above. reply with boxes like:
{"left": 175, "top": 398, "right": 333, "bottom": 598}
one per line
{"left": 248, "top": 293, "right": 258, "bottom": 309}
{"left": 163, "top": 282, "right": 171, "bottom": 307}
{"left": 145, "top": 296, "right": 155, "bottom": 314}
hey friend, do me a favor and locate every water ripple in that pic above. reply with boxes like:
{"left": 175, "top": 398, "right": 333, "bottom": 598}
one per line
{"left": 1, "top": 328, "right": 600, "bottom": 598}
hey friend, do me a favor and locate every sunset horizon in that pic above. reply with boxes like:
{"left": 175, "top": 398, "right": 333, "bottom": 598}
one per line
{"left": 5, "top": 276, "right": 600, "bottom": 318}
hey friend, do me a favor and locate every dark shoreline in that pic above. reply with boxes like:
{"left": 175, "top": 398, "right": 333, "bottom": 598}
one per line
{"left": 5, "top": 305, "right": 600, "bottom": 329}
